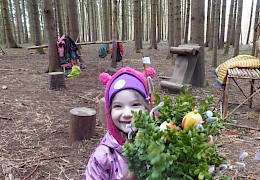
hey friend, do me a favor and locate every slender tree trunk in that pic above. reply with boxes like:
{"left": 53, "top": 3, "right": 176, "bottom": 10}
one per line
{"left": 56, "top": 0, "right": 64, "bottom": 37}
{"left": 205, "top": 0, "right": 211, "bottom": 46}
{"left": 157, "top": 0, "right": 161, "bottom": 43}
{"left": 213, "top": 0, "right": 220, "bottom": 67}
{"left": 233, "top": 0, "right": 243, "bottom": 57}
{"left": 184, "top": 0, "right": 190, "bottom": 43}
{"left": 174, "top": 0, "right": 181, "bottom": 46}
{"left": 121, "top": 0, "right": 126, "bottom": 41}
{"left": 111, "top": 0, "right": 118, "bottom": 68}
{"left": 167, "top": 0, "right": 174, "bottom": 58}
{"left": 219, "top": 0, "right": 226, "bottom": 48}
{"left": 22, "top": 0, "right": 29, "bottom": 43}
{"left": 134, "top": 0, "right": 142, "bottom": 52}
{"left": 14, "top": 0, "right": 22, "bottom": 44}
{"left": 224, "top": 0, "right": 234, "bottom": 55}
{"left": 149, "top": 0, "right": 157, "bottom": 49}
{"left": 231, "top": 0, "right": 238, "bottom": 46}
{"left": 208, "top": 1, "right": 215, "bottom": 49}
{"left": 31, "top": 0, "right": 45, "bottom": 54}
{"left": 246, "top": 0, "right": 254, "bottom": 45}
{"left": 2, "top": 0, "right": 18, "bottom": 48}
{"left": 251, "top": 0, "right": 260, "bottom": 56}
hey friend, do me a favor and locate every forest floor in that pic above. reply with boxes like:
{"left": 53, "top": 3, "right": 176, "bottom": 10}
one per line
{"left": 0, "top": 42, "right": 259, "bottom": 180}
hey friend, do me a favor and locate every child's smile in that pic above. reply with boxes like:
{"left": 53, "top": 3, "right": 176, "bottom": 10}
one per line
{"left": 111, "top": 90, "right": 146, "bottom": 133}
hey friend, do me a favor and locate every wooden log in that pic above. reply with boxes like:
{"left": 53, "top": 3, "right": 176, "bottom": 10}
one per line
{"left": 99, "top": 97, "right": 106, "bottom": 126}
{"left": 160, "top": 81, "right": 184, "bottom": 93}
{"left": 170, "top": 47, "right": 196, "bottom": 55}
{"left": 27, "top": 45, "right": 48, "bottom": 50}
{"left": 27, "top": 41, "right": 126, "bottom": 50}
{"left": 178, "top": 44, "right": 201, "bottom": 51}
{"left": 49, "top": 72, "right": 66, "bottom": 90}
{"left": 70, "top": 107, "right": 96, "bottom": 141}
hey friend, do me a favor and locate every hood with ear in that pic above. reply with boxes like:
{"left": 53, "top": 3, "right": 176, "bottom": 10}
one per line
{"left": 99, "top": 67, "right": 155, "bottom": 145}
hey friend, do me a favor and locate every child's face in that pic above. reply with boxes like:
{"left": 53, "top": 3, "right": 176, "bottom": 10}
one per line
{"left": 111, "top": 89, "right": 146, "bottom": 134}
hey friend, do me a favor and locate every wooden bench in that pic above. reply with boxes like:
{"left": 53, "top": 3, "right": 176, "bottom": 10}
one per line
{"left": 223, "top": 68, "right": 260, "bottom": 119}
{"left": 160, "top": 44, "right": 201, "bottom": 92}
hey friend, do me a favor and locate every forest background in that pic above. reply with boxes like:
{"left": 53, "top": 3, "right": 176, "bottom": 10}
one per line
{"left": 0, "top": 0, "right": 260, "bottom": 179}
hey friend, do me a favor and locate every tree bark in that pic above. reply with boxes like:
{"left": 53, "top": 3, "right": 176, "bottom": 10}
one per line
{"left": 31, "top": 0, "right": 45, "bottom": 54}
{"left": 251, "top": 0, "right": 260, "bottom": 56}
{"left": 2, "top": 0, "right": 18, "bottom": 48}
{"left": 190, "top": 0, "right": 205, "bottom": 87}
{"left": 224, "top": 0, "right": 235, "bottom": 55}
{"left": 233, "top": 0, "right": 243, "bottom": 57}
{"left": 134, "top": 0, "right": 142, "bottom": 52}
{"left": 149, "top": 0, "right": 157, "bottom": 49}
{"left": 246, "top": 0, "right": 254, "bottom": 45}
{"left": 219, "top": 0, "right": 227, "bottom": 48}
{"left": 43, "top": 0, "right": 61, "bottom": 72}
{"left": 213, "top": 0, "right": 220, "bottom": 67}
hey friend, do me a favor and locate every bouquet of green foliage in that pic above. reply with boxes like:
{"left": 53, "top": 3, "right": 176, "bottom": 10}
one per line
{"left": 123, "top": 89, "right": 227, "bottom": 180}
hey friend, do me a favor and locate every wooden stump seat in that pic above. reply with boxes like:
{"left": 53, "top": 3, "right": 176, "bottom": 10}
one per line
{"left": 69, "top": 107, "right": 96, "bottom": 141}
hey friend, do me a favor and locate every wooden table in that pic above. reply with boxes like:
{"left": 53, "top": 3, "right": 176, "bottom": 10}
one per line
{"left": 223, "top": 68, "right": 260, "bottom": 119}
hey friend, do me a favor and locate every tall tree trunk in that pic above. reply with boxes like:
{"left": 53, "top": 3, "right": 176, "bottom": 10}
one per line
{"left": 121, "top": 0, "right": 126, "bottom": 41}
{"left": 134, "top": 0, "right": 142, "bottom": 52}
{"left": 111, "top": 0, "right": 118, "bottom": 68}
{"left": 224, "top": 0, "right": 234, "bottom": 55}
{"left": 190, "top": 0, "right": 205, "bottom": 87}
{"left": 31, "top": 0, "right": 45, "bottom": 54}
{"left": 149, "top": 0, "right": 157, "bottom": 49}
{"left": 108, "top": 1, "right": 112, "bottom": 40}
{"left": 231, "top": 0, "right": 238, "bottom": 46}
{"left": 80, "top": 0, "right": 85, "bottom": 41}
{"left": 213, "top": 0, "right": 220, "bottom": 67}
{"left": 56, "top": 0, "right": 64, "bottom": 37}
{"left": 43, "top": 0, "right": 61, "bottom": 72}
{"left": 184, "top": 0, "right": 190, "bottom": 43}
{"left": 251, "top": 0, "right": 260, "bottom": 56}
{"left": 22, "top": 0, "right": 28, "bottom": 43}
{"left": 145, "top": 0, "right": 149, "bottom": 41}
{"left": 219, "top": 0, "right": 226, "bottom": 48}
{"left": 208, "top": 1, "right": 215, "bottom": 49}
{"left": 14, "top": 0, "right": 22, "bottom": 44}
{"left": 174, "top": 0, "right": 181, "bottom": 46}
{"left": 2, "top": 0, "right": 18, "bottom": 48}
{"left": 67, "top": 0, "right": 79, "bottom": 42}
{"left": 205, "top": 0, "right": 211, "bottom": 46}
{"left": 167, "top": 0, "right": 174, "bottom": 58}
{"left": 102, "top": 0, "right": 109, "bottom": 41}
{"left": 157, "top": 0, "right": 161, "bottom": 43}
{"left": 246, "top": 0, "right": 254, "bottom": 45}
{"left": 233, "top": 0, "right": 243, "bottom": 57}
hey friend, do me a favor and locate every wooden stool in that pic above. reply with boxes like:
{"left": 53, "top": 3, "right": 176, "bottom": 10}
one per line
{"left": 223, "top": 68, "right": 260, "bottom": 119}
{"left": 69, "top": 107, "right": 96, "bottom": 141}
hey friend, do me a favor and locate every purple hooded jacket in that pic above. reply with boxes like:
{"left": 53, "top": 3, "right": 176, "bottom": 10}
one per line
{"left": 84, "top": 132, "right": 128, "bottom": 179}
{"left": 84, "top": 67, "right": 149, "bottom": 180}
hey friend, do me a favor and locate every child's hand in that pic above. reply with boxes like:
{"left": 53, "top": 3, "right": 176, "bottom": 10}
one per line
{"left": 122, "top": 172, "right": 137, "bottom": 180}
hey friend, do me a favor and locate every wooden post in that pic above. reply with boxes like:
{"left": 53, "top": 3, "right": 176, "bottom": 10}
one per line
{"left": 99, "top": 97, "right": 106, "bottom": 126}
{"left": 70, "top": 107, "right": 96, "bottom": 141}
{"left": 49, "top": 72, "right": 66, "bottom": 90}
{"left": 223, "top": 77, "right": 229, "bottom": 119}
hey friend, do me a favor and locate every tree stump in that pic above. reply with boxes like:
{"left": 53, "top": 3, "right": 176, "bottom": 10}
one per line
{"left": 49, "top": 72, "right": 66, "bottom": 90}
{"left": 69, "top": 107, "right": 96, "bottom": 141}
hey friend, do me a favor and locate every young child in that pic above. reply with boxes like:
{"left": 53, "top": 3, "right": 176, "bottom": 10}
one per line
{"left": 84, "top": 67, "right": 153, "bottom": 180}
